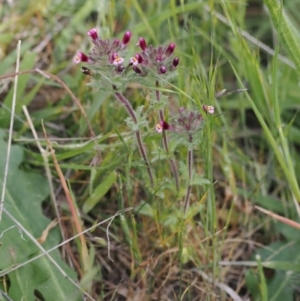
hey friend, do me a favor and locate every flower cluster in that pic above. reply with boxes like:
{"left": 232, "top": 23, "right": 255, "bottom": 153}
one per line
{"left": 74, "top": 29, "right": 180, "bottom": 83}
{"left": 130, "top": 38, "right": 179, "bottom": 77}
{"left": 74, "top": 28, "right": 132, "bottom": 74}
{"left": 156, "top": 105, "right": 214, "bottom": 136}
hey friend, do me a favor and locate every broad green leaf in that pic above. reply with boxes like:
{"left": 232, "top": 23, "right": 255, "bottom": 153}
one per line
{"left": 274, "top": 223, "right": 300, "bottom": 242}
{"left": 251, "top": 241, "right": 300, "bottom": 301}
{"left": 251, "top": 195, "right": 285, "bottom": 214}
{"left": 0, "top": 129, "right": 82, "bottom": 301}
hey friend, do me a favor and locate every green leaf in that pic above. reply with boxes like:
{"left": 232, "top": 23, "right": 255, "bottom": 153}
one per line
{"left": 253, "top": 241, "right": 300, "bottom": 301}
{"left": 82, "top": 171, "right": 117, "bottom": 213}
{"left": 0, "top": 42, "right": 33, "bottom": 73}
{"left": 245, "top": 269, "right": 260, "bottom": 301}
{"left": 179, "top": 161, "right": 188, "bottom": 180}
{"left": 263, "top": 261, "right": 300, "bottom": 272}
{"left": 274, "top": 223, "right": 300, "bottom": 241}
{"left": 256, "top": 255, "right": 269, "bottom": 301}
{"left": 0, "top": 129, "right": 82, "bottom": 300}
{"left": 3, "top": 51, "right": 37, "bottom": 113}
{"left": 191, "top": 176, "right": 210, "bottom": 186}
{"left": 134, "top": 201, "right": 154, "bottom": 218}
{"left": 251, "top": 195, "right": 285, "bottom": 214}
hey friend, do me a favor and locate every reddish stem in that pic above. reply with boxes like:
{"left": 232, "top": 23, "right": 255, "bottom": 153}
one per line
{"left": 184, "top": 135, "right": 193, "bottom": 214}
{"left": 113, "top": 88, "right": 154, "bottom": 187}
{"left": 155, "top": 81, "right": 179, "bottom": 191}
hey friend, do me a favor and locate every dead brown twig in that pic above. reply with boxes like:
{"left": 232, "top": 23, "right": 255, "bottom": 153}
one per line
{"left": 255, "top": 205, "right": 300, "bottom": 230}
{"left": 42, "top": 120, "right": 89, "bottom": 274}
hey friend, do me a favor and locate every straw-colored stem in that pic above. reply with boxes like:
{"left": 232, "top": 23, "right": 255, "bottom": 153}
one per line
{"left": 0, "top": 41, "right": 21, "bottom": 222}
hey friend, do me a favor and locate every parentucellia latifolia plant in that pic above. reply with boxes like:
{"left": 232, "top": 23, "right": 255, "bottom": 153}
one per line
{"left": 74, "top": 28, "right": 214, "bottom": 214}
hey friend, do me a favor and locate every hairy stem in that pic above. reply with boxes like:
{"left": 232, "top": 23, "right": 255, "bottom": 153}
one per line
{"left": 113, "top": 88, "right": 154, "bottom": 187}
{"left": 155, "top": 81, "right": 179, "bottom": 191}
{"left": 184, "top": 136, "right": 193, "bottom": 214}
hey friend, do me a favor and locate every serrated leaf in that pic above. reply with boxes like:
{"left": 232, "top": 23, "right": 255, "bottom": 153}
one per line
{"left": 179, "top": 161, "right": 188, "bottom": 179}
{"left": 151, "top": 102, "right": 167, "bottom": 111}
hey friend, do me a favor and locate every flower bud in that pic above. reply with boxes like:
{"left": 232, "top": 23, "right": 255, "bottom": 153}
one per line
{"left": 122, "top": 31, "right": 132, "bottom": 45}
{"left": 133, "top": 66, "right": 142, "bottom": 74}
{"left": 165, "top": 43, "right": 175, "bottom": 56}
{"left": 87, "top": 28, "right": 98, "bottom": 40}
{"left": 178, "top": 117, "right": 184, "bottom": 125}
{"left": 159, "top": 65, "right": 167, "bottom": 74}
{"left": 135, "top": 53, "right": 143, "bottom": 63}
{"left": 156, "top": 55, "right": 162, "bottom": 63}
{"left": 115, "top": 64, "right": 125, "bottom": 73}
{"left": 81, "top": 66, "right": 91, "bottom": 76}
{"left": 112, "top": 39, "right": 121, "bottom": 49}
{"left": 137, "top": 38, "right": 147, "bottom": 51}
{"left": 172, "top": 57, "right": 179, "bottom": 68}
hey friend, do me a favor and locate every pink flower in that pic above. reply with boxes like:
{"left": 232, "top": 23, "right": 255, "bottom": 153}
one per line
{"left": 156, "top": 123, "right": 163, "bottom": 133}
{"left": 156, "top": 120, "right": 171, "bottom": 133}
{"left": 130, "top": 56, "right": 139, "bottom": 66}
{"left": 74, "top": 52, "right": 90, "bottom": 64}
{"left": 132, "top": 38, "right": 178, "bottom": 76}
{"left": 113, "top": 56, "right": 124, "bottom": 66}
{"left": 203, "top": 105, "right": 215, "bottom": 114}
